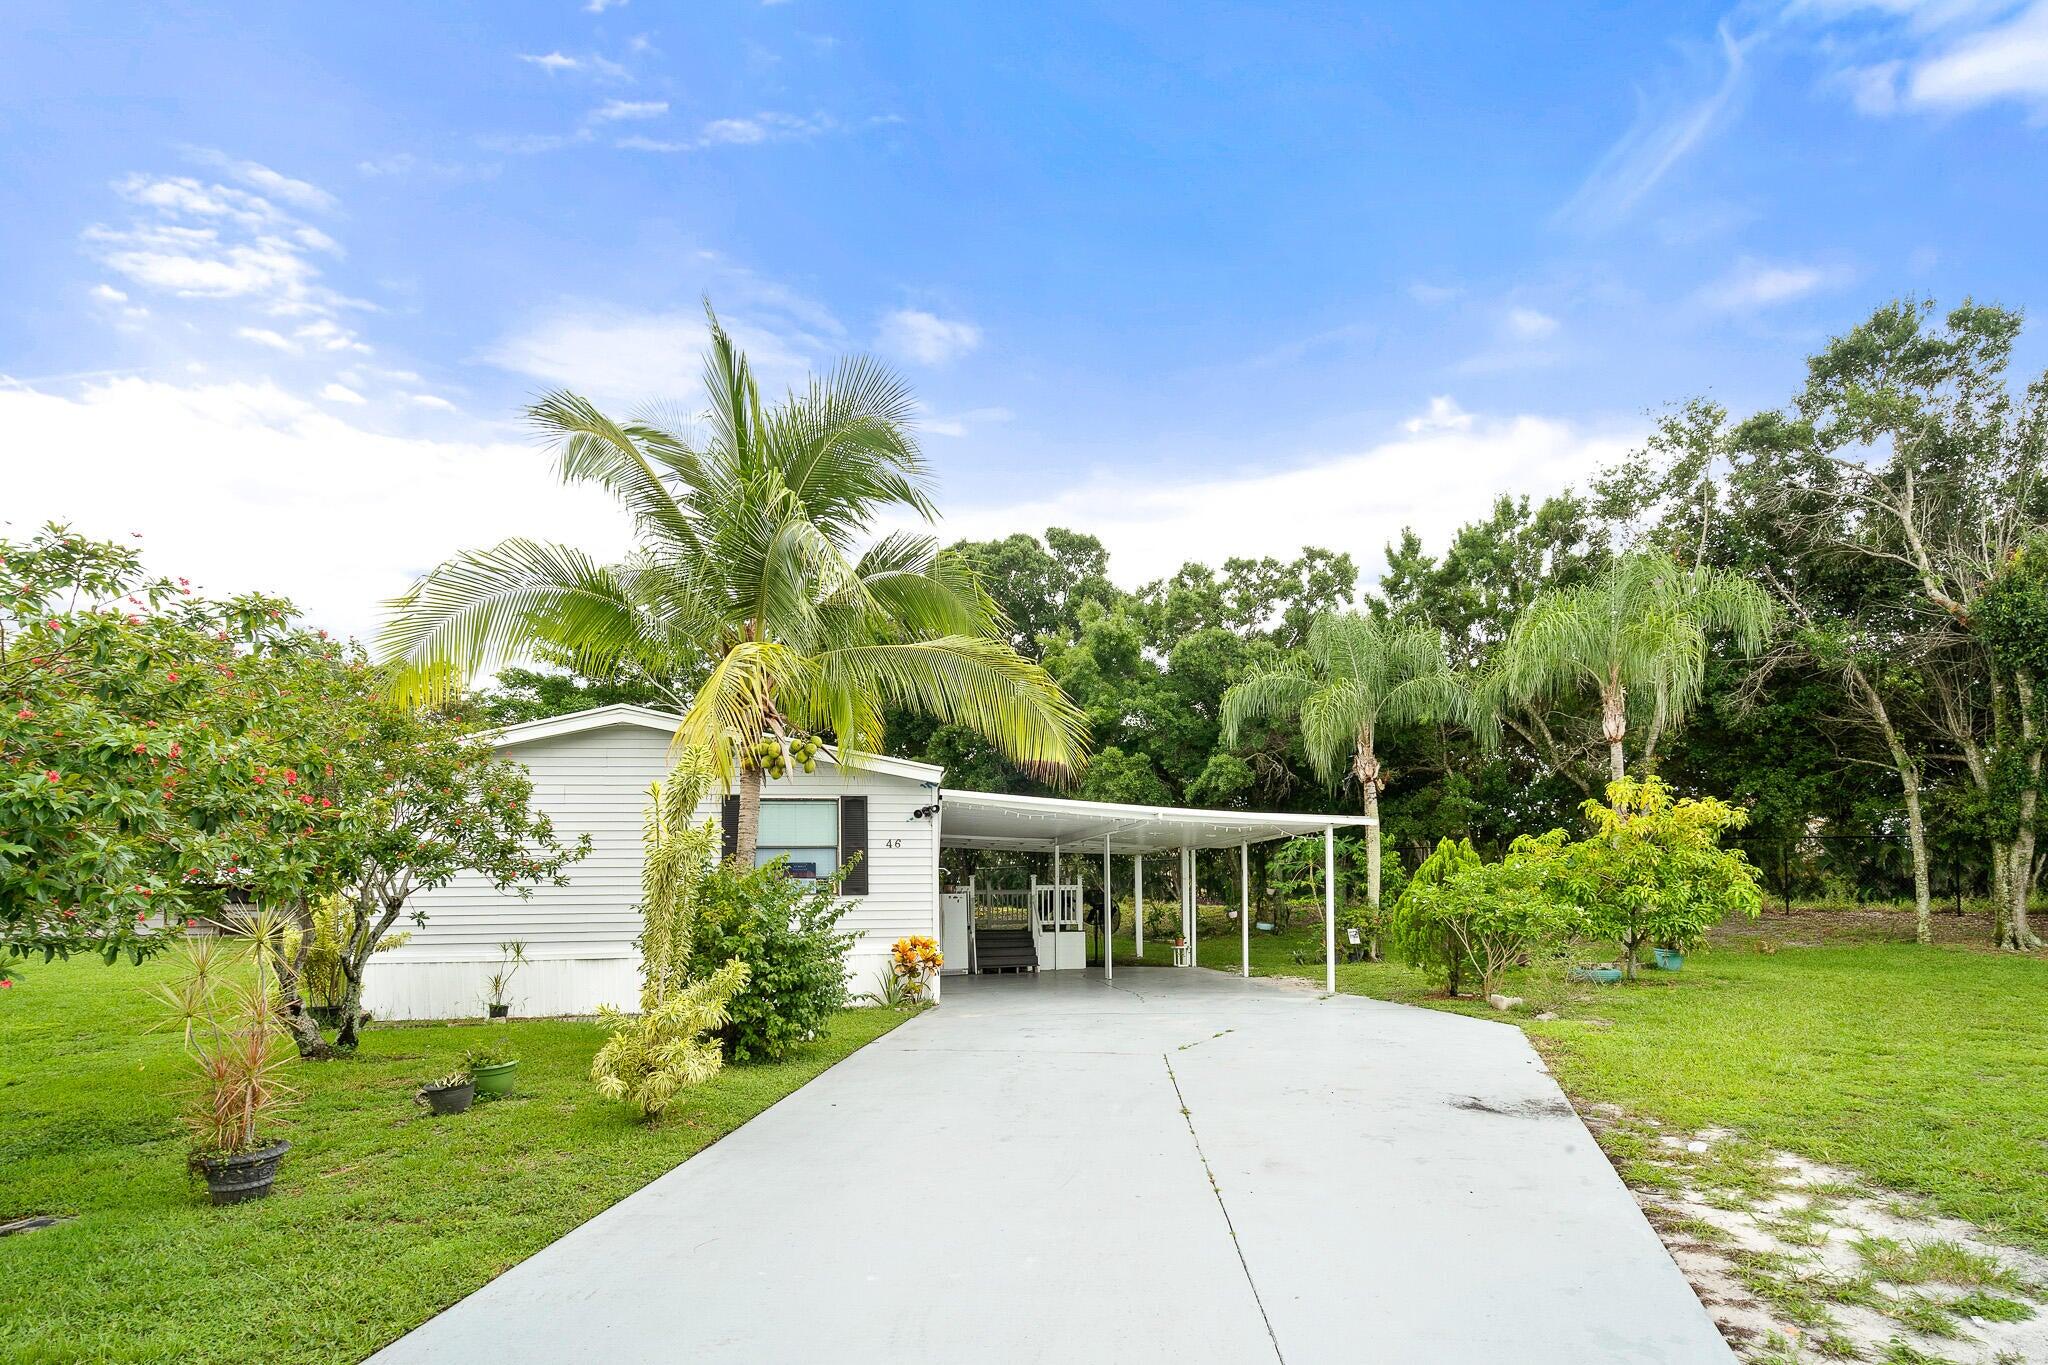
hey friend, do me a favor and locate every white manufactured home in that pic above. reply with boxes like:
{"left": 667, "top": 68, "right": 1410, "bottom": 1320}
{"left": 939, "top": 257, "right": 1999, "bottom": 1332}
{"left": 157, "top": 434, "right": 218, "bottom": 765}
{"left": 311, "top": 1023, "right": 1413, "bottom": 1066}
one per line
{"left": 363, "top": 704, "right": 1371, "bottom": 1021}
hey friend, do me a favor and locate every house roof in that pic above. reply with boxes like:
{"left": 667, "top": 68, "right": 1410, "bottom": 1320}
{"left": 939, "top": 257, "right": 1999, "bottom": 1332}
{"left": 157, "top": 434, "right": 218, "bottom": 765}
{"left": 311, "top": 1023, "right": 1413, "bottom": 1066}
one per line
{"left": 937, "top": 787, "right": 1374, "bottom": 855}
{"left": 483, "top": 703, "right": 947, "bottom": 785}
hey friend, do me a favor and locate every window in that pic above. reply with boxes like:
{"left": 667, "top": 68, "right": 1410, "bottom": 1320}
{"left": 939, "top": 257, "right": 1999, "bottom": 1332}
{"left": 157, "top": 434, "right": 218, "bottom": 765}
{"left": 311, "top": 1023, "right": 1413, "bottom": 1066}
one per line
{"left": 756, "top": 799, "right": 839, "bottom": 879}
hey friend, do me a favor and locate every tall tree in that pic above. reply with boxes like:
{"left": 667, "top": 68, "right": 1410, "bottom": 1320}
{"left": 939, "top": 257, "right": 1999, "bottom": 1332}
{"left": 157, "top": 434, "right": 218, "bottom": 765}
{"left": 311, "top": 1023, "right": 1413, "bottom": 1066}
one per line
{"left": 1491, "top": 552, "right": 1778, "bottom": 784}
{"left": 1221, "top": 613, "right": 1462, "bottom": 919}
{"left": 1739, "top": 299, "right": 2048, "bottom": 948}
{"left": 383, "top": 308, "right": 1088, "bottom": 863}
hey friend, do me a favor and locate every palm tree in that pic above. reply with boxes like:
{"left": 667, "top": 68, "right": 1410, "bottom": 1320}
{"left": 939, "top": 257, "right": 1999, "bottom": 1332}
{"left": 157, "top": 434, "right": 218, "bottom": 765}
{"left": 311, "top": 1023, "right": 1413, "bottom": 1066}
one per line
{"left": 382, "top": 308, "right": 1089, "bottom": 863}
{"left": 1493, "top": 552, "right": 1778, "bottom": 784}
{"left": 1220, "top": 613, "right": 1462, "bottom": 922}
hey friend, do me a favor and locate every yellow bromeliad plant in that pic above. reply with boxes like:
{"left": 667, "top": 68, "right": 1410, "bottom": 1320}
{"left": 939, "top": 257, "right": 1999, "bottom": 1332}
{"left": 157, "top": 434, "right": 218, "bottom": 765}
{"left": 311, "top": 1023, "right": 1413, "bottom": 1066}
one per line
{"left": 889, "top": 935, "right": 942, "bottom": 1003}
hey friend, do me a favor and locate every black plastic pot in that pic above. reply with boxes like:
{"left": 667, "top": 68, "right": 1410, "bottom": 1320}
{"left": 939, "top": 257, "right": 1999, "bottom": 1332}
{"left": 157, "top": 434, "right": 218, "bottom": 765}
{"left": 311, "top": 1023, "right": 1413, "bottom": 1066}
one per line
{"left": 420, "top": 1080, "right": 475, "bottom": 1116}
{"left": 197, "top": 1140, "right": 290, "bottom": 1205}
{"left": 487, "top": 1003, "right": 509, "bottom": 1019}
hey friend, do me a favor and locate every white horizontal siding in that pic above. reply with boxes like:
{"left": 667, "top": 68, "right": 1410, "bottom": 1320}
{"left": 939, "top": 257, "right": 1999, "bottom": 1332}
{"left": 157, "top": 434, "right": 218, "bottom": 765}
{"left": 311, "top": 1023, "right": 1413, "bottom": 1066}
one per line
{"left": 364, "top": 721, "right": 941, "bottom": 1019}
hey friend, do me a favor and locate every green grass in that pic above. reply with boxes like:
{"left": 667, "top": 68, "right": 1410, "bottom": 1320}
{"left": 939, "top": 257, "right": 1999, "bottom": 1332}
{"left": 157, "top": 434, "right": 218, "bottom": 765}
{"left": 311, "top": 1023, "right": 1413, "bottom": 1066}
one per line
{"left": 0, "top": 955, "right": 912, "bottom": 1364}
{"left": 1121, "top": 911, "right": 2048, "bottom": 1255}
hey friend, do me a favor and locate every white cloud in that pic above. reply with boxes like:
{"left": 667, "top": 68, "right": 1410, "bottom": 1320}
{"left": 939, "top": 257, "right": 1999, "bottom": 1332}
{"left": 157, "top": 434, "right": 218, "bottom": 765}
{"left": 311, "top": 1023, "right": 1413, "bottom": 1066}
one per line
{"left": 1504, "top": 307, "right": 1560, "bottom": 341}
{"left": 0, "top": 378, "right": 630, "bottom": 644}
{"left": 585, "top": 0, "right": 629, "bottom": 11}
{"left": 926, "top": 411, "right": 1637, "bottom": 586}
{"left": 1835, "top": 59, "right": 1906, "bottom": 113}
{"left": 237, "top": 326, "right": 298, "bottom": 351}
{"left": 1407, "top": 281, "right": 1462, "bottom": 305}
{"left": 1907, "top": 1, "right": 2048, "bottom": 107}
{"left": 90, "top": 284, "right": 130, "bottom": 305}
{"left": 85, "top": 162, "right": 364, "bottom": 328}
{"left": 295, "top": 319, "right": 372, "bottom": 354}
{"left": 592, "top": 99, "right": 667, "bottom": 122}
{"left": 919, "top": 405, "right": 1014, "bottom": 438}
{"left": 487, "top": 305, "right": 823, "bottom": 404}
{"left": 1404, "top": 396, "right": 1474, "bottom": 434}
{"left": 1693, "top": 256, "right": 1846, "bottom": 311}
{"left": 614, "top": 136, "right": 693, "bottom": 152}
{"left": 518, "top": 51, "right": 584, "bottom": 72}
{"left": 877, "top": 309, "right": 981, "bottom": 366}
{"left": 408, "top": 393, "right": 457, "bottom": 411}
{"left": 1556, "top": 22, "right": 1751, "bottom": 230}
{"left": 189, "top": 152, "right": 337, "bottom": 214}
{"left": 697, "top": 111, "right": 839, "bottom": 146}
{"left": 319, "top": 382, "right": 366, "bottom": 404}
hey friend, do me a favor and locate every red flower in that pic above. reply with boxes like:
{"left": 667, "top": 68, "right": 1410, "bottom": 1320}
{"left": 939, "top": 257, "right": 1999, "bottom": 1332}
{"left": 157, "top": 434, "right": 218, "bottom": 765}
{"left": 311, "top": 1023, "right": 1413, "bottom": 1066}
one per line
{"left": 185, "top": 918, "right": 197, "bottom": 928}
{"left": 0, "top": 979, "right": 10, "bottom": 989}
{"left": 299, "top": 793, "right": 314, "bottom": 805}
{"left": 283, "top": 768, "right": 297, "bottom": 785}
{"left": 44, "top": 770, "right": 58, "bottom": 783}
{"left": 168, "top": 742, "right": 182, "bottom": 759}
{"left": 166, "top": 671, "right": 180, "bottom": 683}
{"left": 133, "top": 742, "right": 148, "bottom": 754}
{"left": 320, "top": 797, "right": 332, "bottom": 808}
{"left": 14, "top": 707, "right": 31, "bottom": 720}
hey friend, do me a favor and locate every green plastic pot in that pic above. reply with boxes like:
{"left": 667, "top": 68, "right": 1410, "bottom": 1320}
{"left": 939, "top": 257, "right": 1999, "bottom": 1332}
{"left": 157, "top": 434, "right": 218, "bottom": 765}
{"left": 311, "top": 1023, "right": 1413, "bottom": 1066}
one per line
{"left": 1653, "top": 947, "right": 1685, "bottom": 971}
{"left": 470, "top": 1060, "right": 519, "bottom": 1098}
{"left": 1569, "top": 965, "right": 1624, "bottom": 984}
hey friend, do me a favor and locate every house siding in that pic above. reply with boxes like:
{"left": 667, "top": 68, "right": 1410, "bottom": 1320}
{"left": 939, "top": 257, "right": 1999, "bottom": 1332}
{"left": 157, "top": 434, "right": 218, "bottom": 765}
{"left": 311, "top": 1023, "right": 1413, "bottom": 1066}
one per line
{"left": 362, "top": 719, "right": 942, "bottom": 1021}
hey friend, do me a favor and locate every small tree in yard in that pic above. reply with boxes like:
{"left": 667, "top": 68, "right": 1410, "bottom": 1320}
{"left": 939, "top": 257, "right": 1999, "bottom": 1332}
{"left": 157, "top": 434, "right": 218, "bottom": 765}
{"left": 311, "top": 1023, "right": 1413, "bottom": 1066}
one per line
{"left": 1391, "top": 834, "right": 1569, "bottom": 998}
{"left": 269, "top": 682, "right": 587, "bottom": 1058}
{"left": 591, "top": 753, "right": 749, "bottom": 1118}
{"left": 1556, "top": 777, "right": 1762, "bottom": 980}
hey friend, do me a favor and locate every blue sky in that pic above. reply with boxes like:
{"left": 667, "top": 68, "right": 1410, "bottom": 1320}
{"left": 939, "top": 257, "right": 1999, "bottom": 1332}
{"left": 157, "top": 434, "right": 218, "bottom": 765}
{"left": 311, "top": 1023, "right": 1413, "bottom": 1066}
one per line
{"left": 6, "top": 0, "right": 2048, "bottom": 638}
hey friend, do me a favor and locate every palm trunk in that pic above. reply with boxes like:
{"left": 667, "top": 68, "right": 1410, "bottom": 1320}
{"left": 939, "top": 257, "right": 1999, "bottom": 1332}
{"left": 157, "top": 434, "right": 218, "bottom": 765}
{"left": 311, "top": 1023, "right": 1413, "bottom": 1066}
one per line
{"left": 1355, "top": 732, "right": 1383, "bottom": 962}
{"left": 1362, "top": 781, "right": 1382, "bottom": 962}
{"left": 734, "top": 763, "right": 762, "bottom": 865}
{"left": 1601, "top": 670, "right": 1627, "bottom": 787}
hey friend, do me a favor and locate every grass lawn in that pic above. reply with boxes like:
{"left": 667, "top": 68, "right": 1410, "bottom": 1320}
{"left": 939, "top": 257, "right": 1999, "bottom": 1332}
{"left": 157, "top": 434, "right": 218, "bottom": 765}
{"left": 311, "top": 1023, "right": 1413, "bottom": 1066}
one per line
{"left": 0, "top": 955, "right": 912, "bottom": 1365}
{"left": 1116, "top": 908, "right": 2048, "bottom": 1255}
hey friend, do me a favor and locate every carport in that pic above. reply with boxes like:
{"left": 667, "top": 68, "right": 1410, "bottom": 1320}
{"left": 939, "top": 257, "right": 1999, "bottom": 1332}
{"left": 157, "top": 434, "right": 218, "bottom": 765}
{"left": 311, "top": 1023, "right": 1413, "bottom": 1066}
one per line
{"left": 935, "top": 789, "right": 1376, "bottom": 991}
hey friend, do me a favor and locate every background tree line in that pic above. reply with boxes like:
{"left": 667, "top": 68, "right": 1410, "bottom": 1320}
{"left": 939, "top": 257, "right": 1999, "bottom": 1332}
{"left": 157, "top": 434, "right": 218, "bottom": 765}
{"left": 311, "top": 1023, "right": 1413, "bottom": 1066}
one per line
{"left": 479, "top": 298, "right": 2048, "bottom": 949}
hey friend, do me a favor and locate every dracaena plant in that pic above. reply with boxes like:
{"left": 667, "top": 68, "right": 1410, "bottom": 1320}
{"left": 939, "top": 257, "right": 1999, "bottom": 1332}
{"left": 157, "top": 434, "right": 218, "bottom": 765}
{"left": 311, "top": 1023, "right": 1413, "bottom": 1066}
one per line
{"left": 155, "top": 910, "right": 297, "bottom": 1161}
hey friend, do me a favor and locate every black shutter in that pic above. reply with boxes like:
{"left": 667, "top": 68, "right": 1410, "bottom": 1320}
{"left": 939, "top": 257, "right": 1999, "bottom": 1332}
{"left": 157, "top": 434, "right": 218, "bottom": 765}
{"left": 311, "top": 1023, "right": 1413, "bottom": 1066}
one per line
{"left": 839, "top": 796, "right": 868, "bottom": 895}
{"left": 720, "top": 796, "right": 739, "bottom": 861}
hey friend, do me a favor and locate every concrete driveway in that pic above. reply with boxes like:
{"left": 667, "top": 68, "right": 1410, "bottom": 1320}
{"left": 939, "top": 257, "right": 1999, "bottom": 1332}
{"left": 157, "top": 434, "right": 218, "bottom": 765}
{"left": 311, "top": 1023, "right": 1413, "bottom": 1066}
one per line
{"left": 369, "top": 968, "right": 1731, "bottom": 1364}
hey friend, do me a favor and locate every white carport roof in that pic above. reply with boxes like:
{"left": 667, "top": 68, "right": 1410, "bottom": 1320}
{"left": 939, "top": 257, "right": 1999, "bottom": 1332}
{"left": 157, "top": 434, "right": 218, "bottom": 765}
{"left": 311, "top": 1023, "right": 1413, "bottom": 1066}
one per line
{"left": 938, "top": 788, "right": 1373, "bottom": 855}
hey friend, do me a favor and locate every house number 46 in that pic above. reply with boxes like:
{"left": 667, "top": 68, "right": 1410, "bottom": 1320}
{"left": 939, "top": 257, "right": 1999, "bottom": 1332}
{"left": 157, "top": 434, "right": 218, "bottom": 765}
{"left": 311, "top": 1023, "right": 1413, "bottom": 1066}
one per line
{"left": 883, "top": 838, "right": 904, "bottom": 848}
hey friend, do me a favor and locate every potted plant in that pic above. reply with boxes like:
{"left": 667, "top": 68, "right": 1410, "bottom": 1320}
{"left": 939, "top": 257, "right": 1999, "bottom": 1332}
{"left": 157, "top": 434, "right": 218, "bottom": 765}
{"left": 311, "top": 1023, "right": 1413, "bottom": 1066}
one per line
{"left": 156, "top": 912, "right": 297, "bottom": 1205}
{"left": 418, "top": 1070, "right": 475, "bottom": 1116}
{"left": 465, "top": 1043, "right": 520, "bottom": 1098}
{"left": 887, "top": 936, "right": 943, "bottom": 1004}
{"left": 483, "top": 939, "right": 528, "bottom": 1019}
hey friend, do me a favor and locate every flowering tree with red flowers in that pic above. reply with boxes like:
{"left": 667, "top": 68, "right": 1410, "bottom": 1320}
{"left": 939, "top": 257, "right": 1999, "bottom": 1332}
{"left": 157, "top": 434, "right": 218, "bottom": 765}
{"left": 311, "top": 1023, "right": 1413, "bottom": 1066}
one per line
{"left": 1, "top": 527, "right": 586, "bottom": 1043}
{"left": 0, "top": 525, "right": 348, "bottom": 977}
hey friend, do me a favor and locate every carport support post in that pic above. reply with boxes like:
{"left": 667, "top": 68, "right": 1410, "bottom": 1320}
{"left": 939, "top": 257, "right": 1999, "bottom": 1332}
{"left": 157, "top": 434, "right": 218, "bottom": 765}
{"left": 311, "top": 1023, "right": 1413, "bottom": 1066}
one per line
{"left": 1186, "top": 845, "right": 1197, "bottom": 967}
{"left": 1103, "top": 833, "right": 1113, "bottom": 982}
{"left": 1323, "top": 825, "right": 1337, "bottom": 993}
{"left": 1134, "top": 854, "right": 1144, "bottom": 956}
{"left": 1240, "top": 841, "right": 1250, "bottom": 979}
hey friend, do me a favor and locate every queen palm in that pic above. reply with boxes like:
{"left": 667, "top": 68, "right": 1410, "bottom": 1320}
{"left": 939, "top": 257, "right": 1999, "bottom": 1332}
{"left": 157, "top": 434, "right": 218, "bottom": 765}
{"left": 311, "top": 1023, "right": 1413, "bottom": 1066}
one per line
{"left": 1221, "top": 613, "right": 1462, "bottom": 919}
{"left": 1493, "top": 553, "right": 1778, "bottom": 784}
{"left": 382, "top": 309, "right": 1088, "bottom": 862}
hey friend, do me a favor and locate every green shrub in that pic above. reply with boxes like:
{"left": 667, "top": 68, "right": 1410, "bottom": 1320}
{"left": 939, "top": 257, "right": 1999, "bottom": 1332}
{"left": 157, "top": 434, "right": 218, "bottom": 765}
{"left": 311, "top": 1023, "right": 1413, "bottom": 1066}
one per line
{"left": 1390, "top": 834, "right": 1570, "bottom": 996}
{"left": 692, "top": 858, "right": 857, "bottom": 1063}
